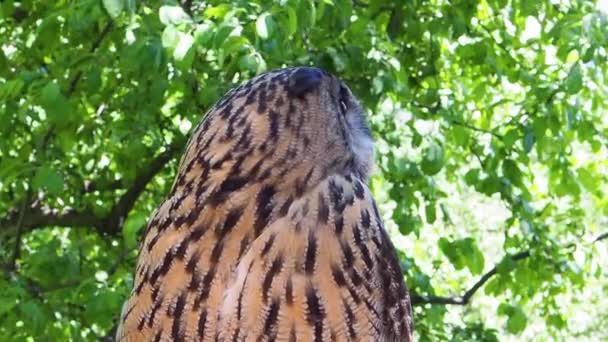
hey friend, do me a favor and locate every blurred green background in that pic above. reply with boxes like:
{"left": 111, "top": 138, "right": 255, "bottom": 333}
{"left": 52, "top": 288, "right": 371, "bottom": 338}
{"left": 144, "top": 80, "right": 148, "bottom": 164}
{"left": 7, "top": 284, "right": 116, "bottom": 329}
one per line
{"left": 1, "top": 0, "right": 607, "bottom": 340}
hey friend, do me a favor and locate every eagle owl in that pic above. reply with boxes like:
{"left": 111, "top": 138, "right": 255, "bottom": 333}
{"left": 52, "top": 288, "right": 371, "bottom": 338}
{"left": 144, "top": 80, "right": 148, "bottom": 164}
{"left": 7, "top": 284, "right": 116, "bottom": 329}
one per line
{"left": 117, "top": 67, "right": 414, "bottom": 341}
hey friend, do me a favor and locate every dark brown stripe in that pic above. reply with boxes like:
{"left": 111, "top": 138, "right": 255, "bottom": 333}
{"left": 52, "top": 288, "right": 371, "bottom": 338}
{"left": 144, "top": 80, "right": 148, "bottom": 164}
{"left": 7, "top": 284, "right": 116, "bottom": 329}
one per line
{"left": 285, "top": 278, "right": 294, "bottom": 305}
{"left": 343, "top": 300, "right": 357, "bottom": 338}
{"left": 268, "top": 109, "right": 280, "bottom": 140}
{"left": 153, "top": 329, "right": 162, "bottom": 342}
{"left": 306, "top": 287, "right": 324, "bottom": 324}
{"left": 171, "top": 293, "right": 186, "bottom": 341}
{"left": 216, "top": 206, "right": 244, "bottom": 239}
{"left": 335, "top": 216, "right": 344, "bottom": 234}
{"left": 254, "top": 185, "right": 275, "bottom": 235}
{"left": 331, "top": 264, "right": 347, "bottom": 286}
{"left": 261, "top": 234, "right": 276, "bottom": 256}
{"left": 263, "top": 299, "right": 280, "bottom": 338}
{"left": 147, "top": 297, "right": 163, "bottom": 328}
{"left": 198, "top": 309, "right": 207, "bottom": 337}
{"left": 304, "top": 232, "right": 317, "bottom": 274}
{"left": 354, "top": 180, "right": 365, "bottom": 199}
{"left": 210, "top": 240, "right": 224, "bottom": 264}
{"left": 186, "top": 249, "right": 201, "bottom": 274}
{"left": 210, "top": 176, "right": 248, "bottom": 205}
{"left": 341, "top": 242, "right": 354, "bottom": 269}
{"left": 317, "top": 192, "right": 329, "bottom": 224}
{"left": 262, "top": 254, "right": 284, "bottom": 301}
{"left": 175, "top": 238, "right": 189, "bottom": 260}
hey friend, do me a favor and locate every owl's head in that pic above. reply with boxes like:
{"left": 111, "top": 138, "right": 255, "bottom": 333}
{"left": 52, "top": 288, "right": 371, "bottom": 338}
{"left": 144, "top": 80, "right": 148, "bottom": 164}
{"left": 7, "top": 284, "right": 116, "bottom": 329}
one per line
{"left": 174, "top": 67, "right": 374, "bottom": 198}
{"left": 280, "top": 67, "right": 374, "bottom": 181}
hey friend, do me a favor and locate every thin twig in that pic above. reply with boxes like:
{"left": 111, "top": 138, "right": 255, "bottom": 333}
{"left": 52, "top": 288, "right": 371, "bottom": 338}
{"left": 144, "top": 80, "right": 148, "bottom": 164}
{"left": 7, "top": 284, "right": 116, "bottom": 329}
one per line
{"left": 180, "top": 0, "right": 194, "bottom": 16}
{"left": 450, "top": 119, "right": 504, "bottom": 140}
{"left": 411, "top": 232, "right": 606, "bottom": 306}
{"left": 6, "top": 192, "right": 30, "bottom": 272}
{"left": 593, "top": 232, "right": 608, "bottom": 243}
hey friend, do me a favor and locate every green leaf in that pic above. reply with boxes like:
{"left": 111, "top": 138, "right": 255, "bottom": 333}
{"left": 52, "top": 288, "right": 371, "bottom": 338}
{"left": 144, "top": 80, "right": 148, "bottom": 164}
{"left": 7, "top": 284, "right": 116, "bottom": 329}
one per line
{"left": 547, "top": 314, "right": 566, "bottom": 329}
{"left": 387, "top": 7, "right": 405, "bottom": 40}
{"left": 451, "top": 125, "right": 470, "bottom": 147}
{"left": 565, "top": 64, "right": 583, "bottom": 94}
{"left": 0, "top": 48, "right": 8, "bottom": 74}
{"left": 20, "top": 300, "right": 45, "bottom": 332}
{"left": 173, "top": 33, "right": 194, "bottom": 61}
{"left": 425, "top": 202, "right": 437, "bottom": 224}
{"left": 506, "top": 306, "right": 527, "bottom": 334}
{"left": 0, "top": 289, "right": 18, "bottom": 316}
{"left": 522, "top": 129, "right": 535, "bottom": 153}
{"left": 420, "top": 142, "right": 444, "bottom": 175}
{"left": 419, "top": 88, "right": 439, "bottom": 106}
{"left": 159, "top": 5, "right": 192, "bottom": 26}
{"left": 496, "top": 256, "right": 517, "bottom": 275}
{"left": 222, "top": 36, "right": 249, "bottom": 56}
{"left": 203, "top": 4, "right": 231, "bottom": 19}
{"left": 213, "top": 24, "right": 237, "bottom": 49}
{"left": 503, "top": 129, "right": 520, "bottom": 148}
{"left": 194, "top": 23, "right": 214, "bottom": 46}
{"left": 40, "top": 81, "right": 61, "bottom": 109}
{"left": 2, "top": 79, "right": 24, "bottom": 99}
{"left": 33, "top": 165, "right": 64, "bottom": 195}
{"left": 239, "top": 53, "right": 259, "bottom": 73}
{"left": 502, "top": 159, "right": 522, "bottom": 186}
{"left": 411, "top": 131, "right": 422, "bottom": 147}
{"left": 102, "top": 0, "right": 124, "bottom": 19}
{"left": 256, "top": 13, "right": 271, "bottom": 40}
{"left": 497, "top": 304, "right": 528, "bottom": 334}
{"left": 462, "top": 238, "right": 485, "bottom": 275}
{"left": 478, "top": 175, "right": 500, "bottom": 195}
{"left": 286, "top": 6, "right": 298, "bottom": 36}
{"left": 576, "top": 167, "right": 597, "bottom": 191}
{"left": 85, "top": 290, "right": 123, "bottom": 325}
{"left": 438, "top": 237, "right": 465, "bottom": 270}
{"left": 464, "top": 169, "right": 480, "bottom": 186}
{"left": 161, "top": 26, "right": 180, "bottom": 50}
{"left": 123, "top": 212, "right": 148, "bottom": 248}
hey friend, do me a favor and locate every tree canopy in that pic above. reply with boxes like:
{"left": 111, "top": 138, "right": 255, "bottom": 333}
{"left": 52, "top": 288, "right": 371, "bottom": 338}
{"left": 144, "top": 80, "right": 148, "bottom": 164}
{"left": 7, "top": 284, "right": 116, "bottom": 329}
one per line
{"left": 0, "top": 0, "right": 607, "bottom": 340}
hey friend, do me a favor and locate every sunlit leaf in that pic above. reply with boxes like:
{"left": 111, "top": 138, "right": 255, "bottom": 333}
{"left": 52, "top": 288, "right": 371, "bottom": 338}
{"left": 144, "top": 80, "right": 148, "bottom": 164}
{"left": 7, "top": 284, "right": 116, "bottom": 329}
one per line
{"left": 256, "top": 13, "right": 274, "bottom": 40}
{"left": 173, "top": 33, "right": 194, "bottom": 61}
{"left": 159, "top": 5, "right": 192, "bottom": 26}
{"left": 102, "top": 0, "right": 124, "bottom": 19}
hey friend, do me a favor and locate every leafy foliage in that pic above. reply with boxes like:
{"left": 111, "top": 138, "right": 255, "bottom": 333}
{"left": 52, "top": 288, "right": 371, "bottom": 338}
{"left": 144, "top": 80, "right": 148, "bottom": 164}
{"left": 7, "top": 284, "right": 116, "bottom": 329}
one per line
{"left": 1, "top": 0, "right": 607, "bottom": 340}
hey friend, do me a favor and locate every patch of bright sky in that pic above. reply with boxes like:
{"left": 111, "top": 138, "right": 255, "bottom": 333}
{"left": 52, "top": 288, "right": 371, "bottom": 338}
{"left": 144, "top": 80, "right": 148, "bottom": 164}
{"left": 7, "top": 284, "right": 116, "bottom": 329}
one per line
{"left": 597, "top": 0, "right": 608, "bottom": 14}
{"left": 521, "top": 16, "right": 542, "bottom": 42}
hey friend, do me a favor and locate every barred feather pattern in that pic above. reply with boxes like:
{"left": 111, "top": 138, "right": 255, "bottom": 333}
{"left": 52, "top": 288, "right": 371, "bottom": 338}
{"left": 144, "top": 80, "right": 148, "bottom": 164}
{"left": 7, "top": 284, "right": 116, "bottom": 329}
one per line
{"left": 116, "top": 67, "right": 413, "bottom": 341}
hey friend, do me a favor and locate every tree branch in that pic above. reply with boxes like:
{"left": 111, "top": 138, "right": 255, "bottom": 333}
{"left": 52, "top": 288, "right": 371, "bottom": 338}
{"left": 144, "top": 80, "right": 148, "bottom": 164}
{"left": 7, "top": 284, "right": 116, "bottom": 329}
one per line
{"left": 593, "top": 232, "right": 608, "bottom": 243}
{"left": 0, "top": 205, "right": 104, "bottom": 239}
{"left": 449, "top": 119, "right": 505, "bottom": 140}
{"left": 180, "top": 0, "right": 194, "bottom": 16}
{"left": 0, "top": 143, "right": 183, "bottom": 238}
{"left": 411, "top": 232, "right": 607, "bottom": 306}
{"left": 101, "top": 144, "right": 181, "bottom": 235}
{"left": 6, "top": 192, "right": 30, "bottom": 272}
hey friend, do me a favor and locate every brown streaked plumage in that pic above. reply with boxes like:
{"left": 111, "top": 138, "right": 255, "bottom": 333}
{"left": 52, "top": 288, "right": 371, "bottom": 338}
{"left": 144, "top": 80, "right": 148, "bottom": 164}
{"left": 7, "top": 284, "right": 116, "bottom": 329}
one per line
{"left": 116, "top": 67, "right": 413, "bottom": 341}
